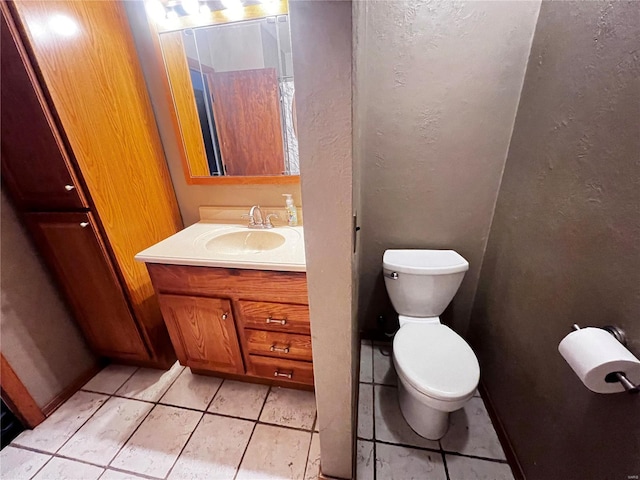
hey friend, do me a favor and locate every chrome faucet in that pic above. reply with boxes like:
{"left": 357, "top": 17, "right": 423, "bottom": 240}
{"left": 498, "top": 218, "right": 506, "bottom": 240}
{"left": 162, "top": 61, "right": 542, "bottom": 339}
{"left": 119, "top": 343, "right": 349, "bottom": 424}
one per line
{"left": 244, "top": 205, "right": 278, "bottom": 229}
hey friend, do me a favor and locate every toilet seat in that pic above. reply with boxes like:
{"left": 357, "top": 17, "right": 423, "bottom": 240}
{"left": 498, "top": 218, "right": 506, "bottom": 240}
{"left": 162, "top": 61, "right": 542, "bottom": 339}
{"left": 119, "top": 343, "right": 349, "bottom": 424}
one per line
{"left": 393, "top": 323, "right": 479, "bottom": 402}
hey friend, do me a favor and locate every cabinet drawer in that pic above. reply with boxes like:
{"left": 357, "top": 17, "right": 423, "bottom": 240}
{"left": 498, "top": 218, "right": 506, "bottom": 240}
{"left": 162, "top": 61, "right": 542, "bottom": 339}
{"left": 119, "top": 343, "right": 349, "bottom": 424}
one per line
{"left": 239, "top": 301, "right": 310, "bottom": 335}
{"left": 249, "top": 355, "right": 314, "bottom": 386}
{"left": 245, "top": 330, "right": 312, "bottom": 362}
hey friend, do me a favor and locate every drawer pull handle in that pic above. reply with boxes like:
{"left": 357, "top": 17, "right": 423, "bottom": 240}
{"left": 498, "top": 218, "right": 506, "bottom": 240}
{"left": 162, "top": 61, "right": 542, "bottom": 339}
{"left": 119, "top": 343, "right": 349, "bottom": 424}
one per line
{"left": 270, "top": 344, "right": 290, "bottom": 354}
{"left": 266, "top": 316, "right": 287, "bottom": 325}
{"left": 64, "top": 184, "right": 75, "bottom": 191}
{"left": 221, "top": 312, "right": 229, "bottom": 320}
{"left": 79, "top": 222, "right": 89, "bottom": 228}
{"left": 274, "top": 370, "right": 293, "bottom": 379}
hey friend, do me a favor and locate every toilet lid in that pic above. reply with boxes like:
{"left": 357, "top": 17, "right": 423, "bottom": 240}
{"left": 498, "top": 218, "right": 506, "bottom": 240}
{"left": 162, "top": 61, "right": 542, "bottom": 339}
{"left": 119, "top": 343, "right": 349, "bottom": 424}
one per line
{"left": 393, "top": 323, "right": 479, "bottom": 401}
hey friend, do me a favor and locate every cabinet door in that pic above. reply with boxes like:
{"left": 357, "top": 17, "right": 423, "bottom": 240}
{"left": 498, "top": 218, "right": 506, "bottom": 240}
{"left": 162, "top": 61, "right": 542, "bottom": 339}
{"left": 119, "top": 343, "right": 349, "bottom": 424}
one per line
{"left": 158, "top": 295, "right": 244, "bottom": 374}
{"left": 0, "top": 9, "right": 87, "bottom": 211}
{"left": 24, "top": 212, "right": 149, "bottom": 361}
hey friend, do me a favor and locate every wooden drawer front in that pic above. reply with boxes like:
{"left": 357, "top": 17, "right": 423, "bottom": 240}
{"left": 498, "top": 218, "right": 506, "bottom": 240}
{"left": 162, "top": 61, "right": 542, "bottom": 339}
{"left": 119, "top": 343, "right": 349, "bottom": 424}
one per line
{"left": 147, "top": 264, "right": 309, "bottom": 304}
{"left": 239, "top": 301, "right": 310, "bottom": 335}
{"left": 245, "top": 330, "right": 312, "bottom": 362}
{"left": 249, "top": 355, "right": 314, "bottom": 386}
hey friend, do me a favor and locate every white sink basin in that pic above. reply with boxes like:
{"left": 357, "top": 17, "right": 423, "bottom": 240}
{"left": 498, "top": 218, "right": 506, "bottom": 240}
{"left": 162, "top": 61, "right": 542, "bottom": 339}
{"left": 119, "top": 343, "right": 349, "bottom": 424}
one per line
{"left": 135, "top": 222, "right": 306, "bottom": 272}
{"left": 205, "top": 230, "right": 286, "bottom": 254}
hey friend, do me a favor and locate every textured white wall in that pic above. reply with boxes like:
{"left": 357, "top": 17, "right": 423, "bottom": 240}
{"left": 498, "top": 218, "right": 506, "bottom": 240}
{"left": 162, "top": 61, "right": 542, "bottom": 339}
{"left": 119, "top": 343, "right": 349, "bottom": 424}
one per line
{"left": 355, "top": 0, "right": 541, "bottom": 335}
{"left": 290, "top": 0, "right": 355, "bottom": 478}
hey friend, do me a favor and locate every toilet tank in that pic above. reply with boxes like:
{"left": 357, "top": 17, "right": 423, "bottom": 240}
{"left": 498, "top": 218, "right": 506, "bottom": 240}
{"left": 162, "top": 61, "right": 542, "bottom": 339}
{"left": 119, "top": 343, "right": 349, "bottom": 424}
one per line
{"left": 383, "top": 250, "right": 468, "bottom": 317}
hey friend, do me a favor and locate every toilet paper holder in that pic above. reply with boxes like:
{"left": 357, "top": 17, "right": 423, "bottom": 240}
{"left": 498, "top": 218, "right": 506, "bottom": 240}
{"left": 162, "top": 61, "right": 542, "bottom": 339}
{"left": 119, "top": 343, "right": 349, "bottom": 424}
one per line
{"left": 571, "top": 324, "right": 639, "bottom": 394}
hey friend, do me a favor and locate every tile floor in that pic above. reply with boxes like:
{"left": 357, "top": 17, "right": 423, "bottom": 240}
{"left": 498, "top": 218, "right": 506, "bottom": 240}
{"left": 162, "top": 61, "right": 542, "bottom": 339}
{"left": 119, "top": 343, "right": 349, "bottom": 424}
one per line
{"left": 3, "top": 363, "right": 320, "bottom": 480}
{"left": 357, "top": 340, "right": 515, "bottom": 480}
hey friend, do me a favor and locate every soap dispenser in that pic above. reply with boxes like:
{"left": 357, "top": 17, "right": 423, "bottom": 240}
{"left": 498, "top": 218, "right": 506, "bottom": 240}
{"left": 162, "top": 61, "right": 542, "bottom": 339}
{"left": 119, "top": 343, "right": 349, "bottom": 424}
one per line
{"left": 282, "top": 194, "right": 298, "bottom": 226}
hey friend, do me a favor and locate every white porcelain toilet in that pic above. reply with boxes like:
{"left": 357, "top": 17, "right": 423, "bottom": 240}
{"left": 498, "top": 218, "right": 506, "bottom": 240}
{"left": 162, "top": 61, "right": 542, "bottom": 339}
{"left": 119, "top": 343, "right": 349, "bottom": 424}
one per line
{"left": 383, "top": 249, "right": 480, "bottom": 440}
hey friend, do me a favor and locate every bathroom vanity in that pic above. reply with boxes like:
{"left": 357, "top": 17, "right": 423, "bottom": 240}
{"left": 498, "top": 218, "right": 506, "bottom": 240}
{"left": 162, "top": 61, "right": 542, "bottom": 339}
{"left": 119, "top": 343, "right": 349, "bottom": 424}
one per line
{"left": 137, "top": 208, "right": 313, "bottom": 389}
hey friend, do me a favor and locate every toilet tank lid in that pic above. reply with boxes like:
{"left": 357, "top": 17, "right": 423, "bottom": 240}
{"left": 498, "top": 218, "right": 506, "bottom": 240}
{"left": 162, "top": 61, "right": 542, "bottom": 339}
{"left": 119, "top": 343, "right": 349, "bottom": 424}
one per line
{"left": 383, "top": 249, "right": 469, "bottom": 275}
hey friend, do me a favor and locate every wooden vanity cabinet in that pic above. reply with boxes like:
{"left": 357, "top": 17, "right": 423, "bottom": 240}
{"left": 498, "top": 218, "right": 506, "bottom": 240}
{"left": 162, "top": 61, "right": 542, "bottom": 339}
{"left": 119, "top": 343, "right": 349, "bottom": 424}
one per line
{"left": 147, "top": 264, "right": 314, "bottom": 388}
{"left": 0, "top": 1, "right": 182, "bottom": 368}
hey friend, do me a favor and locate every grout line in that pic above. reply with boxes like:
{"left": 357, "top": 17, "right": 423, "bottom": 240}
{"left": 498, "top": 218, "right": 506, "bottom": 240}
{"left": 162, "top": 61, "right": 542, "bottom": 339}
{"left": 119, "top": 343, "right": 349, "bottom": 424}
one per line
{"left": 25, "top": 450, "right": 53, "bottom": 480}
{"left": 202, "top": 377, "right": 225, "bottom": 413}
{"left": 371, "top": 338, "right": 377, "bottom": 480}
{"left": 232, "top": 385, "right": 272, "bottom": 480}
{"left": 105, "top": 400, "right": 157, "bottom": 470}
{"left": 163, "top": 411, "right": 206, "bottom": 480}
{"left": 301, "top": 419, "right": 316, "bottom": 479}
{"left": 440, "top": 441, "right": 451, "bottom": 480}
{"left": 47, "top": 392, "right": 116, "bottom": 456}
{"left": 440, "top": 449, "right": 509, "bottom": 464}
{"left": 373, "top": 439, "right": 443, "bottom": 456}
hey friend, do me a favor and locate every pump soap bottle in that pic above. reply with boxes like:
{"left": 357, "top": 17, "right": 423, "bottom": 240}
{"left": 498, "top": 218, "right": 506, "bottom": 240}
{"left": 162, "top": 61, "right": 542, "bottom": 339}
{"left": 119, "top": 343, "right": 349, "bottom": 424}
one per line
{"left": 282, "top": 194, "right": 298, "bottom": 226}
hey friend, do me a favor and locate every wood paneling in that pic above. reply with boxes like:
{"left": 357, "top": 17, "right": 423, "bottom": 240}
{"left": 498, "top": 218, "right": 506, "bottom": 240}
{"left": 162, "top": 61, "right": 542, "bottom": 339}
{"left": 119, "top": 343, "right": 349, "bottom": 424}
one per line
{"left": 0, "top": 354, "right": 45, "bottom": 428}
{"left": 24, "top": 212, "right": 150, "bottom": 361}
{"left": 207, "top": 69, "right": 285, "bottom": 176}
{"left": 147, "top": 264, "right": 309, "bottom": 304}
{"left": 249, "top": 355, "right": 314, "bottom": 386}
{"left": 238, "top": 300, "right": 310, "bottom": 334}
{"left": 0, "top": 7, "right": 87, "bottom": 211}
{"left": 11, "top": 0, "right": 183, "bottom": 363}
{"left": 42, "top": 363, "right": 102, "bottom": 416}
{"left": 157, "top": 294, "right": 244, "bottom": 374}
{"left": 159, "top": 31, "right": 210, "bottom": 177}
{"left": 245, "top": 330, "right": 313, "bottom": 362}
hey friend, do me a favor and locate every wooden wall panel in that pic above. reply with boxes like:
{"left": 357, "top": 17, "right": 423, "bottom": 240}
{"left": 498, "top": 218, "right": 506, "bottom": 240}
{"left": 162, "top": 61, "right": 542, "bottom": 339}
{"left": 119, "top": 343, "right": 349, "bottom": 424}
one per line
{"left": 12, "top": 0, "right": 183, "bottom": 363}
{"left": 158, "top": 31, "right": 210, "bottom": 177}
{"left": 207, "top": 68, "right": 286, "bottom": 176}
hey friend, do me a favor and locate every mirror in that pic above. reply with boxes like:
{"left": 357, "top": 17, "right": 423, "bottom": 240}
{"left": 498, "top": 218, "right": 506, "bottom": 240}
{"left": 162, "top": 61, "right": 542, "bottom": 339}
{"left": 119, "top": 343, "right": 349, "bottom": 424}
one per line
{"left": 159, "top": 15, "right": 298, "bottom": 180}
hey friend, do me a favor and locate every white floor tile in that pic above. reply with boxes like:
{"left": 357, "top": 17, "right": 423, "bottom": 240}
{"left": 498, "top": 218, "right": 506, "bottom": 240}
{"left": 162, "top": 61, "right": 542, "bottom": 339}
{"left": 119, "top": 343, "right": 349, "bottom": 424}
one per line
{"left": 260, "top": 388, "right": 316, "bottom": 430}
{"left": 376, "top": 443, "right": 446, "bottom": 480}
{"left": 303, "top": 433, "right": 320, "bottom": 480}
{"left": 12, "top": 391, "right": 107, "bottom": 453}
{"left": 58, "top": 397, "right": 153, "bottom": 466}
{"left": 446, "top": 455, "right": 515, "bottom": 480}
{"left": 0, "top": 446, "right": 51, "bottom": 480}
{"left": 168, "top": 414, "right": 254, "bottom": 480}
{"left": 356, "top": 440, "right": 374, "bottom": 480}
{"left": 32, "top": 457, "right": 104, "bottom": 480}
{"left": 99, "top": 469, "right": 147, "bottom": 480}
{"left": 360, "top": 340, "right": 373, "bottom": 383}
{"left": 236, "top": 424, "right": 311, "bottom": 480}
{"left": 440, "top": 397, "right": 506, "bottom": 460}
{"left": 207, "top": 380, "right": 269, "bottom": 420}
{"left": 83, "top": 365, "right": 138, "bottom": 395}
{"left": 115, "top": 362, "right": 183, "bottom": 402}
{"left": 357, "top": 383, "right": 374, "bottom": 440}
{"left": 373, "top": 344, "right": 397, "bottom": 386}
{"left": 160, "top": 369, "right": 222, "bottom": 411}
{"left": 110, "top": 405, "right": 202, "bottom": 478}
{"left": 374, "top": 385, "right": 440, "bottom": 450}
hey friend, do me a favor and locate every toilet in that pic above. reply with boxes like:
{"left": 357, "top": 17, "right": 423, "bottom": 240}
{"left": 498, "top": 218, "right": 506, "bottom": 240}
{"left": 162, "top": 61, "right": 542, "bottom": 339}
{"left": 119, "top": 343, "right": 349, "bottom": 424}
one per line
{"left": 383, "top": 249, "right": 480, "bottom": 440}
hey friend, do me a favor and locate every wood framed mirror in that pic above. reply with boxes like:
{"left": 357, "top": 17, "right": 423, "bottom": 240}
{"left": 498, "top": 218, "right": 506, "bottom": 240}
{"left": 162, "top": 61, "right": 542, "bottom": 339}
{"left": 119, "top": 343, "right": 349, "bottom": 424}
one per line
{"left": 149, "top": 0, "right": 299, "bottom": 185}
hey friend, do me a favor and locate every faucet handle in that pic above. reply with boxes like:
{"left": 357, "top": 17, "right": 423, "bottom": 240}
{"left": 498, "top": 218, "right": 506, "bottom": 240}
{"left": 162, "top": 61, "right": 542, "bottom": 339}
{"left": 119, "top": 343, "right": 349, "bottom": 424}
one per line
{"left": 265, "top": 213, "right": 279, "bottom": 228}
{"left": 241, "top": 213, "right": 255, "bottom": 225}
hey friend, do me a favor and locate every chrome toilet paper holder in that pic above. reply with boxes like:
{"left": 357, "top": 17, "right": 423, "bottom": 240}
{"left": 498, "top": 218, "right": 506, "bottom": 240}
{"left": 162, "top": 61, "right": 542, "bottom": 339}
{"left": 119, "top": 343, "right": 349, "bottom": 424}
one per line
{"left": 571, "top": 324, "right": 639, "bottom": 394}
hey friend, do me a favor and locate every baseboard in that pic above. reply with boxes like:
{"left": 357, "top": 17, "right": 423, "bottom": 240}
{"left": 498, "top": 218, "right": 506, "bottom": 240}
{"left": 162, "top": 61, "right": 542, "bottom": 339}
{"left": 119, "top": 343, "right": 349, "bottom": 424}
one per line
{"left": 42, "top": 362, "right": 103, "bottom": 417}
{"left": 478, "top": 381, "right": 525, "bottom": 480}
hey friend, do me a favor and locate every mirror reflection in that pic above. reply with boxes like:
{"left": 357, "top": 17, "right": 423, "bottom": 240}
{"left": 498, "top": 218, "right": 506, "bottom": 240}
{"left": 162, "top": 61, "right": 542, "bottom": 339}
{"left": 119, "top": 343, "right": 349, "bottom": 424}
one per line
{"left": 160, "top": 15, "right": 298, "bottom": 178}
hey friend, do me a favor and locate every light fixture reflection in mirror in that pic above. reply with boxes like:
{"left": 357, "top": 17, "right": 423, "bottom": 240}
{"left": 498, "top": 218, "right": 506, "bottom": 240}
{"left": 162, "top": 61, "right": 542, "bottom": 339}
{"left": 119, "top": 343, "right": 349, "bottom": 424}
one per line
{"left": 146, "top": 0, "right": 167, "bottom": 23}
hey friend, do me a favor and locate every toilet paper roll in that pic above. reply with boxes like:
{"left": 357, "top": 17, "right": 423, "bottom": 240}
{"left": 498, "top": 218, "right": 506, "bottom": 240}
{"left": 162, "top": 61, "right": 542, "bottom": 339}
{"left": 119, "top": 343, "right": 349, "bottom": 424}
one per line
{"left": 558, "top": 327, "right": 640, "bottom": 393}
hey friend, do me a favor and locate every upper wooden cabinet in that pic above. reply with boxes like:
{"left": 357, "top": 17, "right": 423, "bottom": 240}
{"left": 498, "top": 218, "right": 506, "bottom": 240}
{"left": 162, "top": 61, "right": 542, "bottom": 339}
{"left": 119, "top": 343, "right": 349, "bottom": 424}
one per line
{"left": 0, "top": 12, "right": 87, "bottom": 211}
{"left": 1, "top": 1, "right": 183, "bottom": 368}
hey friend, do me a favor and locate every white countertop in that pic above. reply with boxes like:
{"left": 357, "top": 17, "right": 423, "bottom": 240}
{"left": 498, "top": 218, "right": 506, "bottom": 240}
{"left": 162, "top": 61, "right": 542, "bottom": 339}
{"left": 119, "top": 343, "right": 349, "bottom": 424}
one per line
{"left": 135, "top": 221, "right": 306, "bottom": 272}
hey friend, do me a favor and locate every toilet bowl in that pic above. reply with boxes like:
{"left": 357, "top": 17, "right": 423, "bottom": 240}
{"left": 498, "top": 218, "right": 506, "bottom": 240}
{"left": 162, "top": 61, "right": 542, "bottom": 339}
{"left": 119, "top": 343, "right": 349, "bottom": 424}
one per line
{"left": 383, "top": 249, "right": 480, "bottom": 440}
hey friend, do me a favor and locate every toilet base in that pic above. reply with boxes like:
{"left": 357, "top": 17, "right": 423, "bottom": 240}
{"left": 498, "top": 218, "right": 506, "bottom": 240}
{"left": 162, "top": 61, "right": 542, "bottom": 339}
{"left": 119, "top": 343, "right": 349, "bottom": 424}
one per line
{"left": 398, "top": 379, "right": 450, "bottom": 440}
